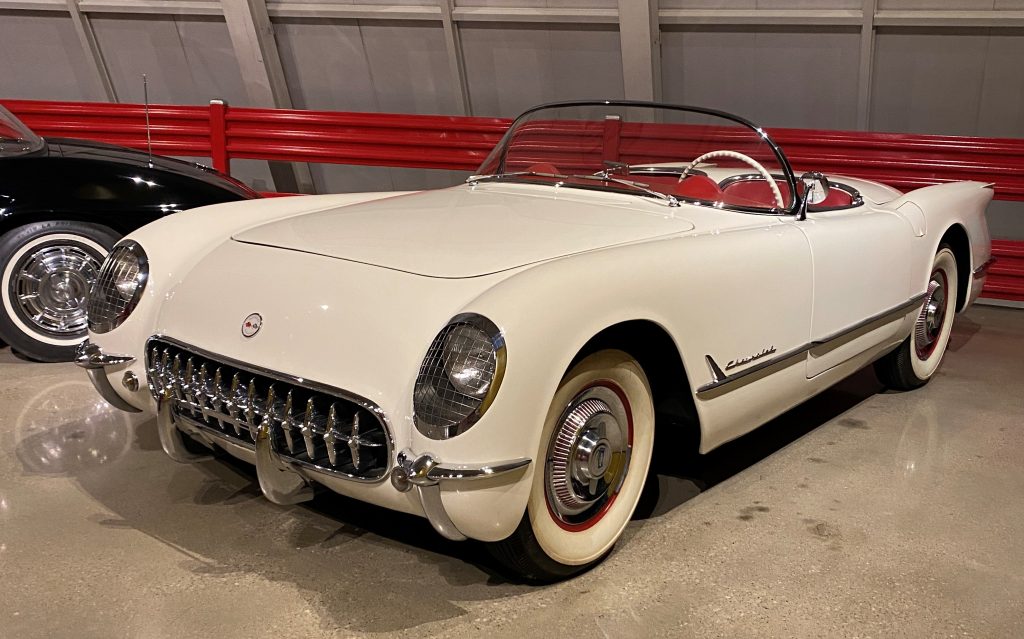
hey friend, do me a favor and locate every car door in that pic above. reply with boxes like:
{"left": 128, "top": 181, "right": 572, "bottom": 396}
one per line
{"left": 796, "top": 205, "right": 915, "bottom": 378}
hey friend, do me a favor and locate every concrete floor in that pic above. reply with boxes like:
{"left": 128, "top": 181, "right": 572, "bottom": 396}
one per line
{"left": 0, "top": 305, "right": 1021, "bottom": 638}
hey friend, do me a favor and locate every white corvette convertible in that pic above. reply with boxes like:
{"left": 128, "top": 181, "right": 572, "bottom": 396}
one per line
{"left": 78, "top": 101, "right": 993, "bottom": 581}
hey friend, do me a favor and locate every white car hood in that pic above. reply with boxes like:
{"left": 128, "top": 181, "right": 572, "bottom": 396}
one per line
{"left": 232, "top": 184, "right": 695, "bottom": 278}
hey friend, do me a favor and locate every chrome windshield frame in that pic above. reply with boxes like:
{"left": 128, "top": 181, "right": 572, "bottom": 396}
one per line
{"left": 0, "top": 105, "right": 45, "bottom": 157}
{"left": 481, "top": 100, "right": 801, "bottom": 217}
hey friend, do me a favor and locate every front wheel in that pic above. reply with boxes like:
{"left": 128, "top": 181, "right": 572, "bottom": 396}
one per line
{"left": 874, "top": 245, "right": 959, "bottom": 390}
{"left": 489, "top": 349, "right": 654, "bottom": 582}
{"left": 0, "top": 221, "right": 120, "bottom": 362}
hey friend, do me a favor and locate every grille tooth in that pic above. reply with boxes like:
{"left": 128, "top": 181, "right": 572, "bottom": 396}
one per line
{"left": 245, "top": 379, "right": 257, "bottom": 440}
{"left": 349, "top": 413, "right": 361, "bottom": 470}
{"left": 145, "top": 339, "right": 390, "bottom": 480}
{"left": 228, "top": 373, "right": 242, "bottom": 435}
{"left": 324, "top": 403, "right": 338, "bottom": 466}
{"left": 302, "top": 398, "right": 316, "bottom": 459}
{"left": 281, "top": 390, "right": 296, "bottom": 453}
{"left": 171, "top": 355, "right": 183, "bottom": 401}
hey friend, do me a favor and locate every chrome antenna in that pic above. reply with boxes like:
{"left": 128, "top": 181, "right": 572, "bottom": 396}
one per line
{"left": 143, "top": 73, "right": 153, "bottom": 168}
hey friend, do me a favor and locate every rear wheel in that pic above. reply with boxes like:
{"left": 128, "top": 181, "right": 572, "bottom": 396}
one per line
{"left": 0, "top": 221, "right": 119, "bottom": 362}
{"left": 489, "top": 349, "right": 654, "bottom": 582}
{"left": 874, "top": 246, "right": 958, "bottom": 390}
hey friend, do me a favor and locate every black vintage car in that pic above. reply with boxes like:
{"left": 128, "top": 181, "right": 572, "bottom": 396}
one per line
{"left": 0, "top": 105, "right": 258, "bottom": 362}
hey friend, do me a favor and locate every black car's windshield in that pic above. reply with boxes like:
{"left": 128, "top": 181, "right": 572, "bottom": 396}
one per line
{"left": 473, "top": 101, "right": 798, "bottom": 215}
{"left": 0, "top": 106, "right": 44, "bottom": 157}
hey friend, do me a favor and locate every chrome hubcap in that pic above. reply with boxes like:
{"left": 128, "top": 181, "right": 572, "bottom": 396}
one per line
{"left": 546, "top": 385, "right": 631, "bottom": 525}
{"left": 915, "top": 271, "right": 947, "bottom": 359}
{"left": 9, "top": 243, "right": 103, "bottom": 336}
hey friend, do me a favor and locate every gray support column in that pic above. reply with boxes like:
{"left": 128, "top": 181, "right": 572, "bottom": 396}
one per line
{"left": 440, "top": 0, "right": 471, "bottom": 115}
{"left": 856, "top": 0, "right": 877, "bottom": 130}
{"left": 221, "top": 0, "right": 315, "bottom": 193}
{"left": 617, "top": 0, "right": 661, "bottom": 101}
{"left": 67, "top": 0, "right": 117, "bottom": 102}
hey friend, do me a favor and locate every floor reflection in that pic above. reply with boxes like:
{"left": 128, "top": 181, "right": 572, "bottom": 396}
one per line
{"left": 13, "top": 380, "right": 136, "bottom": 476}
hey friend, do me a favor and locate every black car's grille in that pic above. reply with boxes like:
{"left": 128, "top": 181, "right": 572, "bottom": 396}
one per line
{"left": 146, "top": 338, "right": 391, "bottom": 481}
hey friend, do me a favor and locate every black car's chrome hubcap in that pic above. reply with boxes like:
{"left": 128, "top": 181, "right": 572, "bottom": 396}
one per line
{"left": 545, "top": 384, "right": 632, "bottom": 528}
{"left": 10, "top": 243, "right": 103, "bottom": 336}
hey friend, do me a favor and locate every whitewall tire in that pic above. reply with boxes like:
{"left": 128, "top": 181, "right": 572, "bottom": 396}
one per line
{"left": 490, "top": 349, "right": 654, "bottom": 581}
{"left": 0, "top": 221, "right": 119, "bottom": 362}
{"left": 875, "top": 246, "right": 959, "bottom": 390}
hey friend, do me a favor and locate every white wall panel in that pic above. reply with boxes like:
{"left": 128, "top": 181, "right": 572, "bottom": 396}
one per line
{"left": 310, "top": 165, "right": 468, "bottom": 193}
{"left": 0, "top": 11, "right": 105, "bottom": 101}
{"left": 661, "top": 26, "right": 861, "bottom": 129}
{"left": 460, "top": 23, "right": 623, "bottom": 117}
{"left": 274, "top": 18, "right": 456, "bottom": 114}
{"left": 90, "top": 15, "right": 250, "bottom": 105}
{"left": 870, "top": 28, "right": 1024, "bottom": 137}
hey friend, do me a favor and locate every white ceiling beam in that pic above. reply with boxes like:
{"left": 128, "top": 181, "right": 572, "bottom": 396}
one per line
{"left": 856, "top": 0, "right": 877, "bottom": 131}
{"left": 874, "top": 10, "right": 1024, "bottom": 27}
{"left": 221, "top": 0, "right": 315, "bottom": 193}
{"left": 451, "top": 6, "right": 617, "bottom": 24}
{"left": 439, "top": 0, "right": 471, "bottom": 115}
{"left": 618, "top": 0, "right": 661, "bottom": 102}
{"left": 66, "top": 0, "right": 118, "bottom": 101}
{"left": 267, "top": 2, "right": 439, "bottom": 20}
{"left": 658, "top": 9, "right": 862, "bottom": 26}
{"left": 77, "top": 0, "right": 222, "bottom": 15}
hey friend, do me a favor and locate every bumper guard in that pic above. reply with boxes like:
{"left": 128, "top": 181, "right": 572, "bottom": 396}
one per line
{"left": 75, "top": 340, "right": 141, "bottom": 413}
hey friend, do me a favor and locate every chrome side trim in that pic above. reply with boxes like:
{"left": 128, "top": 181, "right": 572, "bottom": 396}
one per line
{"left": 973, "top": 258, "right": 996, "bottom": 279}
{"left": 696, "top": 292, "right": 927, "bottom": 398}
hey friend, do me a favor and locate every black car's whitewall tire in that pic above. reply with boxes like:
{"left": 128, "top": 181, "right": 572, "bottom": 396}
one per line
{"left": 491, "top": 349, "right": 654, "bottom": 581}
{"left": 0, "top": 221, "right": 119, "bottom": 362}
{"left": 875, "top": 246, "right": 959, "bottom": 390}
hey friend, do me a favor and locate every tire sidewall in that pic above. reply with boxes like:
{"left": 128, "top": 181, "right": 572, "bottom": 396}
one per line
{"left": 909, "top": 247, "right": 958, "bottom": 381}
{"left": 527, "top": 349, "right": 655, "bottom": 566}
{"left": 0, "top": 221, "right": 119, "bottom": 359}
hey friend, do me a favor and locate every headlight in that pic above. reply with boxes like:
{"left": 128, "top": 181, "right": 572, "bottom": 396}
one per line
{"left": 414, "top": 314, "right": 506, "bottom": 440}
{"left": 87, "top": 241, "right": 148, "bottom": 334}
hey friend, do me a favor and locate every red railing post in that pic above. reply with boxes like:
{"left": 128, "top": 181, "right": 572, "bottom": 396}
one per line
{"left": 209, "top": 99, "right": 229, "bottom": 175}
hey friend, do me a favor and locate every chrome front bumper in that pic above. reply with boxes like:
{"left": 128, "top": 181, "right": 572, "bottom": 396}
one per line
{"left": 75, "top": 340, "right": 141, "bottom": 413}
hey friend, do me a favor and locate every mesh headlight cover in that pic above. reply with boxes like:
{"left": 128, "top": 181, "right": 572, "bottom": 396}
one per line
{"left": 414, "top": 314, "right": 505, "bottom": 440}
{"left": 87, "top": 241, "right": 148, "bottom": 334}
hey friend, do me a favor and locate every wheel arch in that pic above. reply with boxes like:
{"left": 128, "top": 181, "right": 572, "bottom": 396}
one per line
{"left": 568, "top": 319, "right": 702, "bottom": 454}
{"left": 0, "top": 211, "right": 129, "bottom": 239}
{"left": 938, "top": 223, "right": 970, "bottom": 312}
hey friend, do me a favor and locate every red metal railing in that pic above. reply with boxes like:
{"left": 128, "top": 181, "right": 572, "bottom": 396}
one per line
{"left": 2, "top": 98, "right": 1021, "bottom": 302}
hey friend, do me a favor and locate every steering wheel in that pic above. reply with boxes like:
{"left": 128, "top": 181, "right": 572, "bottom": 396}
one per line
{"left": 680, "top": 150, "right": 785, "bottom": 209}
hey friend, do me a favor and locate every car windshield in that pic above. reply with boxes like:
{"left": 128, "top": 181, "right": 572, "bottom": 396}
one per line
{"left": 0, "top": 106, "right": 45, "bottom": 157}
{"left": 473, "top": 101, "right": 797, "bottom": 215}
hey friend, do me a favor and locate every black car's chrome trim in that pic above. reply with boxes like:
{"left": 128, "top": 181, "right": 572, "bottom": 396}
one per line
{"left": 696, "top": 292, "right": 928, "bottom": 398}
{"left": 973, "top": 258, "right": 995, "bottom": 279}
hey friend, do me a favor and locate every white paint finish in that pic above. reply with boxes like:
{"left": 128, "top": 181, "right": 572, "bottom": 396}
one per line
{"left": 0, "top": 12, "right": 106, "bottom": 101}
{"left": 459, "top": 23, "right": 624, "bottom": 117}
{"left": 308, "top": 163, "right": 467, "bottom": 194}
{"left": 233, "top": 184, "right": 696, "bottom": 277}
{"left": 660, "top": 26, "right": 861, "bottom": 129}
{"left": 85, "top": 131, "right": 993, "bottom": 544}
{"left": 273, "top": 18, "right": 458, "bottom": 114}
{"left": 871, "top": 28, "right": 1024, "bottom": 137}
{"left": 90, "top": 15, "right": 251, "bottom": 105}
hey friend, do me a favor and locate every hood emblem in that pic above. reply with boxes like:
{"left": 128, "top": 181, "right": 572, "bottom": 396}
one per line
{"left": 242, "top": 313, "right": 263, "bottom": 338}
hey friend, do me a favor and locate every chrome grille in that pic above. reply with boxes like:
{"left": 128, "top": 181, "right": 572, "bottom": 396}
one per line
{"left": 146, "top": 338, "right": 391, "bottom": 481}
